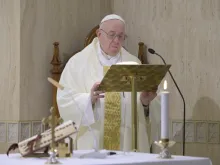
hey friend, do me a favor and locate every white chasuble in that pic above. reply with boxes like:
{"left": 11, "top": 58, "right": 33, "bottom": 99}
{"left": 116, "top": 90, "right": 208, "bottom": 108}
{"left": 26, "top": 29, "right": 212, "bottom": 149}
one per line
{"left": 57, "top": 37, "right": 161, "bottom": 153}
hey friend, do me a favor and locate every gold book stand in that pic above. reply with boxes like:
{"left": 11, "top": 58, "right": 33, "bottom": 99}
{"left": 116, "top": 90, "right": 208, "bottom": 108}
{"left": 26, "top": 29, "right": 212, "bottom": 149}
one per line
{"left": 97, "top": 64, "right": 171, "bottom": 151}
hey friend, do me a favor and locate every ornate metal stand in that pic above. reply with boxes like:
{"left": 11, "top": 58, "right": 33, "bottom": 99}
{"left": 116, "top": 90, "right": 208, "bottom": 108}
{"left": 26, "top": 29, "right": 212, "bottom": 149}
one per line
{"left": 154, "top": 139, "right": 175, "bottom": 159}
{"left": 96, "top": 64, "right": 171, "bottom": 153}
{"left": 43, "top": 107, "right": 62, "bottom": 164}
{"left": 130, "top": 75, "right": 138, "bottom": 152}
{"left": 45, "top": 149, "right": 61, "bottom": 164}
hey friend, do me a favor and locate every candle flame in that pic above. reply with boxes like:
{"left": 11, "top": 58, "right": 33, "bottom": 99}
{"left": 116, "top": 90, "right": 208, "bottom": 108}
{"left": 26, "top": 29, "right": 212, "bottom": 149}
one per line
{"left": 163, "top": 80, "right": 167, "bottom": 90}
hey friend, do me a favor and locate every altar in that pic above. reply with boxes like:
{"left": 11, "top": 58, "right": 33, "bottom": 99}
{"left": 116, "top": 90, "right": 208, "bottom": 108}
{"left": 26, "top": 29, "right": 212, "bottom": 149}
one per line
{"left": 3, "top": 150, "right": 212, "bottom": 165}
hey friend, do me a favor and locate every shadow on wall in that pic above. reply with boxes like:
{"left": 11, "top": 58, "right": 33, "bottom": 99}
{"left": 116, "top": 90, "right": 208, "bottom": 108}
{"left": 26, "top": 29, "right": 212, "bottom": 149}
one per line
{"left": 187, "top": 96, "right": 220, "bottom": 164}
{"left": 172, "top": 96, "right": 220, "bottom": 141}
{"left": 191, "top": 96, "right": 220, "bottom": 146}
{"left": 162, "top": 96, "right": 220, "bottom": 156}
{"left": 192, "top": 96, "right": 220, "bottom": 121}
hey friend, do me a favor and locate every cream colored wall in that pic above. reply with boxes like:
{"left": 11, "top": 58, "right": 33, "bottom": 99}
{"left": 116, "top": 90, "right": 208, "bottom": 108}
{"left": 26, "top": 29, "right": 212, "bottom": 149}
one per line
{"left": 20, "top": 0, "right": 111, "bottom": 120}
{"left": 0, "top": 0, "right": 20, "bottom": 121}
{"left": 0, "top": 0, "right": 21, "bottom": 153}
{"left": 0, "top": 0, "right": 111, "bottom": 153}
{"left": 112, "top": 0, "right": 220, "bottom": 164}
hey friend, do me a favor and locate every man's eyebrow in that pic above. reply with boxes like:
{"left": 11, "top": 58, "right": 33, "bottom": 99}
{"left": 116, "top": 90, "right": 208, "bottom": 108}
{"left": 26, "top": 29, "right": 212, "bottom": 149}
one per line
{"left": 108, "top": 30, "right": 124, "bottom": 34}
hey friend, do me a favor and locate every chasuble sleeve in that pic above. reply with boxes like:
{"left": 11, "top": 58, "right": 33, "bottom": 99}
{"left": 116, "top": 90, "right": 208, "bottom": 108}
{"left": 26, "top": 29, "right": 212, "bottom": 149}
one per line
{"left": 56, "top": 57, "right": 95, "bottom": 127}
{"left": 149, "top": 96, "right": 161, "bottom": 142}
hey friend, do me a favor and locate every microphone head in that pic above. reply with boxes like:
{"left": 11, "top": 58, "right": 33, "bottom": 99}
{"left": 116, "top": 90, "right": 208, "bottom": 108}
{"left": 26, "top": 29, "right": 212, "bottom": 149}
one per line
{"left": 148, "top": 48, "right": 155, "bottom": 54}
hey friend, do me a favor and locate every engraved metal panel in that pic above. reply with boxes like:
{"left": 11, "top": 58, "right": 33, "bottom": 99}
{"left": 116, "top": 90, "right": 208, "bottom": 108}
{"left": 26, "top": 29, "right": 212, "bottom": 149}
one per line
{"left": 97, "top": 64, "right": 171, "bottom": 92}
{"left": 20, "top": 122, "right": 31, "bottom": 141}
{"left": 32, "top": 121, "right": 43, "bottom": 136}
{"left": 195, "top": 121, "right": 207, "bottom": 143}
{"left": 208, "top": 122, "right": 219, "bottom": 144}
{"left": 7, "top": 123, "right": 19, "bottom": 143}
{"left": 0, "top": 122, "right": 6, "bottom": 142}
{"left": 172, "top": 121, "right": 182, "bottom": 142}
{"left": 185, "top": 121, "right": 194, "bottom": 142}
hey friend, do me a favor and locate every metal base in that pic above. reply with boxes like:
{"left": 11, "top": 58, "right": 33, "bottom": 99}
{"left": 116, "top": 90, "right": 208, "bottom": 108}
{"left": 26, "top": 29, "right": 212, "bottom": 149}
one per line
{"left": 45, "top": 150, "right": 61, "bottom": 164}
{"left": 79, "top": 151, "right": 107, "bottom": 159}
{"left": 154, "top": 139, "right": 175, "bottom": 159}
{"left": 133, "top": 149, "right": 138, "bottom": 152}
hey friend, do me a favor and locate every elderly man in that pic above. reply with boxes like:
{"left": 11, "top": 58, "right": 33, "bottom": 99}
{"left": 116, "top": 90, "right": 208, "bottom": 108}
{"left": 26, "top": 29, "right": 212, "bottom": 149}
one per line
{"left": 57, "top": 14, "right": 160, "bottom": 152}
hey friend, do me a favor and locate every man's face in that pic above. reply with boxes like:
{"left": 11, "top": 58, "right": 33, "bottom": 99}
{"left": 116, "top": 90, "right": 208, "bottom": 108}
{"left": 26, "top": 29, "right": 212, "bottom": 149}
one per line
{"left": 97, "top": 20, "right": 126, "bottom": 56}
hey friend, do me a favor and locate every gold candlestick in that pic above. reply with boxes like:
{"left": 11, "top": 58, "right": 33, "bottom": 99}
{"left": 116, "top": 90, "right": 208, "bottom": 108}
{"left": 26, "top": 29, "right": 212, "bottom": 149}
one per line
{"left": 42, "top": 107, "right": 63, "bottom": 164}
{"left": 154, "top": 139, "right": 175, "bottom": 159}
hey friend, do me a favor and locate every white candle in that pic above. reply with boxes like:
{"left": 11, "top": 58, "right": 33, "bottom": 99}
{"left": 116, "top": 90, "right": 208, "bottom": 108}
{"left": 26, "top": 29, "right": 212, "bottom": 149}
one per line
{"left": 161, "top": 80, "right": 169, "bottom": 139}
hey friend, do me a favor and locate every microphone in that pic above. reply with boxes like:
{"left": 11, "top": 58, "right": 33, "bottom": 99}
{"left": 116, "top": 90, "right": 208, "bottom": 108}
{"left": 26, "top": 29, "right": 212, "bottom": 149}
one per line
{"left": 148, "top": 48, "right": 186, "bottom": 156}
{"left": 47, "top": 77, "right": 109, "bottom": 159}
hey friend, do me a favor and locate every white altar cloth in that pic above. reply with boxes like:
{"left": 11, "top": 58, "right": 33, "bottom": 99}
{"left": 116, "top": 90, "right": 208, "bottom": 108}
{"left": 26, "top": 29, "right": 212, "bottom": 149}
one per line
{"left": 2, "top": 150, "right": 212, "bottom": 165}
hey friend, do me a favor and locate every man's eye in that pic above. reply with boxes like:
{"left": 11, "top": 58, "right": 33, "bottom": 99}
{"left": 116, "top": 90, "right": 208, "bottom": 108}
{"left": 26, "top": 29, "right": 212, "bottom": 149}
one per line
{"left": 109, "top": 33, "right": 116, "bottom": 37}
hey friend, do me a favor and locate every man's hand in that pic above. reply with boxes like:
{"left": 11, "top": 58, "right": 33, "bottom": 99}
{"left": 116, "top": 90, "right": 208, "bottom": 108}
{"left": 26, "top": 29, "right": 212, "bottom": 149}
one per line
{"left": 140, "top": 91, "right": 157, "bottom": 106}
{"left": 91, "top": 82, "right": 104, "bottom": 104}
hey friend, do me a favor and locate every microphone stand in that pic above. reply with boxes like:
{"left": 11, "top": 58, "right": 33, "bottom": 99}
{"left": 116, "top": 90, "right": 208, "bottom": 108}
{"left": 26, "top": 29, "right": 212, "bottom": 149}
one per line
{"left": 150, "top": 52, "right": 186, "bottom": 156}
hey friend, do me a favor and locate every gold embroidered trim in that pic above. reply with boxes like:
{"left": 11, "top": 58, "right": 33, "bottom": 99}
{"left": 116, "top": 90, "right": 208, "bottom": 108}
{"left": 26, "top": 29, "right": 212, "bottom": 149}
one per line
{"left": 103, "top": 66, "right": 121, "bottom": 150}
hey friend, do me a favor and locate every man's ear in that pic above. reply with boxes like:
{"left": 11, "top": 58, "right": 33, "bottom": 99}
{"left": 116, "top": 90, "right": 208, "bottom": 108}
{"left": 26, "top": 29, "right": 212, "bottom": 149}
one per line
{"left": 96, "top": 29, "right": 101, "bottom": 37}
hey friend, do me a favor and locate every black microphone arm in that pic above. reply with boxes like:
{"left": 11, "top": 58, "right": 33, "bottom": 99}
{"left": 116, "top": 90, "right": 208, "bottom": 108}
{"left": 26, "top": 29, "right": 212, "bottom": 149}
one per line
{"left": 148, "top": 48, "right": 186, "bottom": 156}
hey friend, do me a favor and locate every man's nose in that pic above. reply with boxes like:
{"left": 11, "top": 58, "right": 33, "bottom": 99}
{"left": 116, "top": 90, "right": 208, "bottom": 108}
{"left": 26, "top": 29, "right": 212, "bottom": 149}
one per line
{"left": 113, "top": 35, "right": 120, "bottom": 43}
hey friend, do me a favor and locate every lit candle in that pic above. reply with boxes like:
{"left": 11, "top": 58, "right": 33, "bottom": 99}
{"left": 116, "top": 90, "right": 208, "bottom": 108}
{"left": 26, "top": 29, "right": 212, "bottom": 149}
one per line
{"left": 161, "top": 80, "right": 169, "bottom": 139}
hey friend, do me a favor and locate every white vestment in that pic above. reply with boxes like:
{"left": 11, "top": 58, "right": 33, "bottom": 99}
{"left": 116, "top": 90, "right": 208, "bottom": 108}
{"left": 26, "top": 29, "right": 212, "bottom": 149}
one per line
{"left": 57, "top": 37, "right": 161, "bottom": 153}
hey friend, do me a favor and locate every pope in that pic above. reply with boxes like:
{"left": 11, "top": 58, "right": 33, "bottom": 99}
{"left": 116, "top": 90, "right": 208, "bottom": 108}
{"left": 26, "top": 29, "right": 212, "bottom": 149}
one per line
{"left": 57, "top": 14, "right": 161, "bottom": 152}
